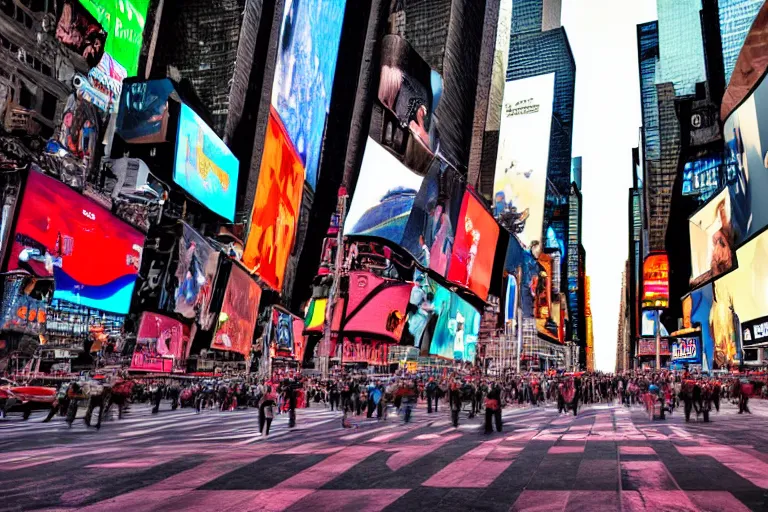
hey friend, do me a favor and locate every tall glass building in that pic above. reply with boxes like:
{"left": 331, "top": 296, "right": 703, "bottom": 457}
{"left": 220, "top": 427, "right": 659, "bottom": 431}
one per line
{"left": 637, "top": 22, "right": 661, "bottom": 162}
{"left": 656, "top": 0, "right": 707, "bottom": 96}
{"left": 718, "top": 0, "right": 764, "bottom": 86}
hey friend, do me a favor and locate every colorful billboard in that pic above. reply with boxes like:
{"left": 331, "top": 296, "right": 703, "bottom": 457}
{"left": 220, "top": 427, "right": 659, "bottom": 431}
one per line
{"left": 682, "top": 156, "right": 721, "bottom": 197}
{"left": 78, "top": 0, "right": 149, "bottom": 75}
{"left": 212, "top": 264, "right": 261, "bottom": 357}
{"left": 270, "top": 307, "right": 296, "bottom": 353}
{"left": 742, "top": 316, "right": 768, "bottom": 347}
{"left": 402, "top": 159, "right": 462, "bottom": 276}
{"left": 715, "top": 230, "right": 768, "bottom": 324}
{"left": 174, "top": 223, "right": 220, "bottom": 327}
{"left": 174, "top": 103, "right": 239, "bottom": 221}
{"left": 243, "top": 108, "right": 305, "bottom": 291}
{"left": 132, "top": 312, "right": 190, "bottom": 372}
{"left": 671, "top": 337, "right": 701, "bottom": 364}
{"left": 446, "top": 192, "right": 499, "bottom": 301}
{"left": 641, "top": 310, "right": 669, "bottom": 337}
{"left": 642, "top": 253, "right": 669, "bottom": 308}
{"left": 493, "top": 73, "right": 555, "bottom": 247}
{"left": 344, "top": 137, "right": 424, "bottom": 245}
{"left": 339, "top": 339, "right": 390, "bottom": 365}
{"left": 637, "top": 338, "right": 671, "bottom": 357}
{"left": 56, "top": 1, "right": 107, "bottom": 67}
{"left": 689, "top": 188, "right": 738, "bottom": 287}
{"left": 723, "top": 71, "right": 768, "bottom": 244}
{"left": 116, "top": 79, "right": 175, "bottom": 144}
{"left": 271, "top": 0, "right": 347, "bottom": 190}
{"left": 429, "top": 285, "right": 481, "bottom": 361}
{"left": 505, "top": 275, "right": 518, "bottom": 325}
{"left": 9, "top": 171, "right": 143, "bottom": 314}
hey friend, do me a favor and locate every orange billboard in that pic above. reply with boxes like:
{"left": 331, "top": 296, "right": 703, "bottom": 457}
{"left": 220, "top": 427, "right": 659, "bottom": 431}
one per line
{"left": 642, "top": 253, "right": 669, "bottom": 309}
{"left": 243, "top": 107, "right": 305, "bottom": 291}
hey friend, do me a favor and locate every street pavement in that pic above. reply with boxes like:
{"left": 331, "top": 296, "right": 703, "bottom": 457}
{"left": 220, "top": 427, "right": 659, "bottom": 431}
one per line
{"left": 1, "top": 399, "right": 768, "bottom": 511}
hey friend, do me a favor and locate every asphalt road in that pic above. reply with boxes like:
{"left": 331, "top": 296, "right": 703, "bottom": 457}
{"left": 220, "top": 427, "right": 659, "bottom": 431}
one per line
{"left": 1, "top": 398, "right": 768, "bottom": 511}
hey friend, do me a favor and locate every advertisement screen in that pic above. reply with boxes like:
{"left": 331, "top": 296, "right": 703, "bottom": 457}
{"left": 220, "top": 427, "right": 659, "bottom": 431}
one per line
{"left": 641, "top": 310, "right": 669, "bottom": 337}
{"left": 682, "top": 156, "right": 722, "bottom": 197}
{"left": 344, "top": 137, "right": 424, "bottom": 246}
{"left": 429, "top": 285, "right": 481, "bottom": 361}
{"left": 304, "top": 298, "right": 326, "bottom": 333}
{"left": 0, "top": 277, "right": 47, "bottom": 336}
{"left": 687, "top": 284, "right": 715, "bottom": 371}
{"left": 271, "top": 0, "right": 347, "bottom": 190}
{"left": 8, "top": 171, "right": 143, "bottom": 314}
{"left": 243, "top": 108, "right": 305, "bottom": 291}
{"left": 689, "top": 187, "right": 738, "bottom": 287}
{"left": 293, "top": 317, "right": 307, "bottom": 362}
{"left": 78, "top": 0, "right": 149, "bottom": 75}
{"left": 332, "top": 271, "right": 410, "bottom": 343}
{"left": 270, "top": 307, "right": 296, "bottom": 353}
{"left": 493, "top": 73, "right": 555, "bottom": 247}
{"left": 742, "top": 316, "right": 768, "bottom": 347}
{"left": 723, "top": 73, "right": 768, "bottom": 243}
{"left": 132, "top": 312, "right": 190, "bottom": 372}
{"left": 671, "top": 337, "right": 701, "bottom": 364}
{"left": 212, "top": 265, "right": 262, "bottom": 357}
{"left": 446, "top": 192, "right": 499, "bottom": 301}
{"left": 715, "top": 226, "right": 768, "bottom": 324}
{"left": 505, "top": 275, "right": 518, "bottom": 325}
{"left": 637, "top": 338, "right": 671, "bottom": 357}
{"left": 116, "top": 79, "right": 175, "bottom": 144}
{"left": 174, "top": 223, "right": 220, "bottom": 327}
{"left": 642, "top": 254, "right": 669, "bottom": 308}
{"left": 402, "top": 159, "right": 462, "bottom": 276}
{"left": 56, "top": 1, "right": 106, "bottom": 67}
{"left": 339, "top": 339, "right": 390, "bottom": 366}
{"left": 174, "top": 103, "right": 239, "bottom": 221}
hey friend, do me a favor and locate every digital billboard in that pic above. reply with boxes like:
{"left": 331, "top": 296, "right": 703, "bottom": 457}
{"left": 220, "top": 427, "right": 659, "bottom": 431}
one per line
{"left": 637, "top": 338, "right": 671, "bottom": 357}
{"left": 446, "top": 192, "right": 500, "bottom": 301}
{"left": 671, "top": 337, "right": 701, "bottom": 364}
{"left": 270, "top": 307, "right": 296, "bottom": 353}
{"left": 505, "top": 275, "right": 518, "bottom": 325}
{"left": 78, "top": 0, "right": 149, "bottom": 76}
{"left": 116, "top": 79, "right": 175, "bottom": 144}
{"left": 723, "top": 71, "right": 768, "bottom": 243}
{"left": 642, "top": 253, "right": 669, "bottom": 308}
{"left": 344, "top": 137, "right": 424, "bottom": 246}
{"left": 331, "top": 271, "right": 410, "bottom": 343}
{"left": 682, "top": 156, "right": 721, "bottom": 197}
{"left": 641, "top": 310, "right": 669, "bottom": 337}
{"left": 212, "top": 265, "right": 261, "bottom": 357}
{"left": 493, "top": 73, "right": 555, "bottom": 247}
{"left": 271, "top": 0, "right": 347, "bottom": 190}
{"left": 742, "top": 316, "right": 768, "bottom": 347}
{"left": 56, "top": 1, "right": 107, "bottom": 67}
{"left": 243, "top": 108, "right": 305, "bottom": 291}
{"left": 174, "top": 223, "right": 220, "bottom": 327}
{"left": 132, "top": 312, "right": 190, "bottom": 373}
{"left": 9, "top": 170, "right": 144, "bottom": 314}
{"left": 689, "top": 187, "right": 738, "bottom": 287}
{"left": 402, "top": 159, "right": 462, "bottom": 277}
{"left": 429, "top": 285, "right": 481, "bottom": 361}
{"left": 710, "top": 278, "right": 742, "bottom": 369}
{"left": 715, "top": 230, "right": 768, "bottom": 324}
{"left": 174, "top": 103, "right": 239, "bottom": 221}
{"left": 0, "top": 277, "right": 48, "bottom": 336}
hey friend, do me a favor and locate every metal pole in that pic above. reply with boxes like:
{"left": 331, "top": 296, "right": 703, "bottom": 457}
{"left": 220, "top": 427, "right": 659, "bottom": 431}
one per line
{"left": 655, "top": 310, "right": 661, "bottom": 370}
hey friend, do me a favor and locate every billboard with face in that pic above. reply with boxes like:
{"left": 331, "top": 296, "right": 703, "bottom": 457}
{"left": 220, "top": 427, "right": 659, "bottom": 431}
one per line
{"left": 271, "top": 0, "right": 347, "bottom": 190}
{"left": 689, "top": 187, "right": 738, "bottom": 287}
{"left": 174, "top": 104, "right": 239, "bottom": 221}
{"left": 78, "top": 0, "right": 149, "bottom": 75}
{"left": 243, "top": 108, "right": 305, "bottom": 291}
{"left": 428, "top": 285, "right": 481, "bottom": 361}
{"left": 493, "top": 73, "right": 555, "bottom": 247}
{"left": 446, "top": 192, "right": 499, "bottom": 301}
{"left": 174, "top": 223, "right": 220, "bottom": 327}
{"left": 9, "top": 171, "right": 143, "bottom": 315}
{"left": 132, "top": 312, "right": 190, "bottom": 372}
{"left": 212, "top": 265, "right": 262, "bottom": 357}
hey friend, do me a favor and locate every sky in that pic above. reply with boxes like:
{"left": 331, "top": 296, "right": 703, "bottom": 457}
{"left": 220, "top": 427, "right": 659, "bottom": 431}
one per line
{"left": 561, "top": 0, "right": 657, "bottom": 372}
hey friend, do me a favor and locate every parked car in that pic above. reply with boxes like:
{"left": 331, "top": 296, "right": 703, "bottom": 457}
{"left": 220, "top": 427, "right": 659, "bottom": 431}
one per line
{"left": 0, "top": 378, "right": 56, "bottom": 419}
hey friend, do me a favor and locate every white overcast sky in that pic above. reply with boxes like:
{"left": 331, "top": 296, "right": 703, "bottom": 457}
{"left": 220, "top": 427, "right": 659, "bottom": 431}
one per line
{"left": 562, "top": 0, "right": 658, "bottom": 372}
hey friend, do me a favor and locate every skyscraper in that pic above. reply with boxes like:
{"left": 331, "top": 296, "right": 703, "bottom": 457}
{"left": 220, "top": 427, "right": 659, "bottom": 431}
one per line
{"left": 718, "top": 0, "right": 764, "bottom": 86}
{"left": 637, "top": 22, "right": 661, "bottom": 163}
{"left": 656, "top": 0, "right": 707, "bottom": 96}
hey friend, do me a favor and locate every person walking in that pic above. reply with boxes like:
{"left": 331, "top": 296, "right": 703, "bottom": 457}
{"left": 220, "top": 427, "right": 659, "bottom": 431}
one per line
{"left": 449, "top": 382, "right": 462, "bottom": 427}
{"left": 484, "top": 383, "right": 502, "bottom": 434}
{"left": 260, "top": 386, "right": 277, "bottom": 436}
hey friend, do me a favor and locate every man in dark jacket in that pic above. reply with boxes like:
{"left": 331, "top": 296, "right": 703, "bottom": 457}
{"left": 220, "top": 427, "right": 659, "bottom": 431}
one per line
{"left": 426, "top": 378, "right": 438, "bottom": 413}
{"left": 485, "top": 383, "right": 503, "bottom": 434}
{"left": 449, "top": 382, "right": 462, "bottom": 427}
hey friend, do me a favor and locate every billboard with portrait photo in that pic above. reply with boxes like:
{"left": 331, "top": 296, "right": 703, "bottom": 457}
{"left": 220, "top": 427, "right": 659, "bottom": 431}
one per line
{"left": 8, "top": 170, "right": 144, "bottom": 315}
{"left": 243, "top": 108, "right": 305, "bottom": 291}
{"left": 56, "top": 0, "right": 107, "bottom": 67}
{"left": 174, "top": 103, "right": 239, "bottom": 221}
{"left": 689, "top": 187, "right": 738, "bottom": 288}
{"left": 271, "top": 0, "right": 347, "bottom": 190}
{"left": 132, "top": 312, "right": 190, "bottom": 372}
{"left": 428, "top": 285, "right": 481, "bottom": 362}
{"left": 493, "top": 73, "right": 555, "bottom": 247}
{"left": 446, "top": 192, "right": 499, "bottom": 301}
{"left": 344, "top": 137, "right": 424, "bottom": 247}
{"left": 174, "top": 223, "right": 220, "bottom": 327}
{"left": 402, "top": 158, "right": 463, "bottom": 276}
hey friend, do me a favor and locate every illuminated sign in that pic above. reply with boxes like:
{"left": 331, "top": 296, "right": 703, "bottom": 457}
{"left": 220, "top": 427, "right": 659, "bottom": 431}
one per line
{"left": 637, "top": 338, "right": 671, "bottom": 357}
{"left": 742, "top": 315, "right": 768, "bottom": 347}
{"left": 642, "top": 253, "right": 669, "bottom": 309}
{"left": 671, "top": 337, "right": 701, "bottom": 363}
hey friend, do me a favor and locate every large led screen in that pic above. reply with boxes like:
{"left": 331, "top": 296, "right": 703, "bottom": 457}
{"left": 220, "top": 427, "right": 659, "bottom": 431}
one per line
{"left": 132, "top": 312, "right": 190, "bottom": 373}
{"left": 174, "top": 223, "right": 220, "bottom": 326}
{"left": 212, "top": 265, "right": 262, "bottom": 357}
{"left": 271, "top": 0, "right": 347, "bottom": 190}
{"left": 174, "top": 103, "right": 239, "bottom": 221}
{"left": 671, "top": 337, "right": 701, "bottom": 364}
{"left": 493, "top": 73, "right": 555, "bottom": 247}
{"left": 78, "top": 0, "right": 149, "bottom": 76}
{"left": 402, "top": 159, "right": 462, "bottom": 276}
{"left": 724, "top": 73, "right": 768, "bottom": 243}
{"left": 243, "top": 108, "right": 305, "bottom": 291}
{"left": 429, "top": 285, "right": 481, "bottom": 361}
{"left": 344, "top": 137, "right": 424, "bottom": 245}
{"left": 9, "top": 171, "right": 143, "bottom": 314}
{"left": 270, "top": 307, "right": 296, "bottom": 352}
{"left": 331, "top": 271, "right": 410, "bottom": 343}
{"left": 640, "top": 310, "right": 669, "bottom": 337}
{"left": 642, "top": 253, "right": 669, "bottom": 309}
{"left": 116, "top": 79, "right": 175, "bottom": 144}
{"left": 687, "top": 284, "right": 715, "bottom": 371}
{"left": 689, "top": 187, "right": 738, "bottom": 287}
{"left": 682, "top": 156, "right": 721, "bottom": 197}
{"left": 446, "top": 192, "right": 499, "bottom": 301}
{"left": 56, "top": 1, "right": 107, "bottom": 67}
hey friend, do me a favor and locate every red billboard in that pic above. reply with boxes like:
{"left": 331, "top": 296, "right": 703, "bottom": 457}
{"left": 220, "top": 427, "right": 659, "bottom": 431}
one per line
{"left": 211, "top": 264, "right": 262, "bottom": 357}
{"left": 131, "top": 312, "right": 191, "bottom": 372}
{"left": 338, "top": 338, "right": 390, "bottom": 365}
{"left": 446, "top": 191, "right": 499, "bottom": 301}
{"left": 637, "top": 338, "right": 671, "bottom": 357}
{"left": 642, "top": 253, "right": 669, "bottom": 309}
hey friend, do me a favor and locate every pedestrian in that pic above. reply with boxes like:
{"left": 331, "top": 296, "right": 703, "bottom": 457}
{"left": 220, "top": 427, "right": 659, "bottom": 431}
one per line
{"left": 260, "top": 386, "right": 277, "bottom": 436}
{"left": 484, "top": 383, "right": 502, "bottom": 434}
{"left": 83, "top": 379, "right": 105, "bottom": 429}
{"left": 449, "top": 382, "right": 462, "bottom": 427}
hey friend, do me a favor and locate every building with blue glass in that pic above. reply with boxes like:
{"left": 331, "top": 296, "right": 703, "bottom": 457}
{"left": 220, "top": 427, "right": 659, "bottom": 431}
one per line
{"left": 718, "top": 0, "right": 764, "bottom": 86}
